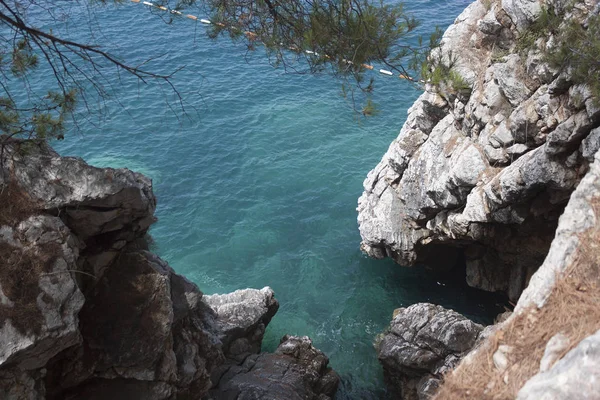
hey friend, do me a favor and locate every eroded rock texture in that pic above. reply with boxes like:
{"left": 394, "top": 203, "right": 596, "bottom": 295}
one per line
{"left": 209, "top": 335, "right": 339, "bottom": 400}
{"left": 513, "top": 146, "right": 600, "bottom": 399}
{"left": 0, "top": 140, "right": 337, "bottom": 400}
{"left": 357, "top": 0, "right": 600, "bottom": 301}
{"left": 376, "top": 304, "right": 483, "bottom": 400}
{"left": 204, "top": 287, "right": 279, "bottom": 361}
{"left": 429, "top": 147, "right": 600, "bottom": 399}
{"left": 517, "top": 328, "right": 600, "bottom": 400}
{"left": 516, "top": 143, "right": 600, "bottom": 312}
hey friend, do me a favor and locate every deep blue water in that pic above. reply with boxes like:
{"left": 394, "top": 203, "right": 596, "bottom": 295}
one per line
{"left": 24, "top": 0, "right": 508, "bottom": 397}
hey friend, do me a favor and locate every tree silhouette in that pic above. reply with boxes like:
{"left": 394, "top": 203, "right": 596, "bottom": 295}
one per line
{"left": 0, "top": 0, "right": 439, "bottom": 144}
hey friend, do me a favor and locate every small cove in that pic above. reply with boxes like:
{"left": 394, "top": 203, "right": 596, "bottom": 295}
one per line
{"left": 48, "top": 0, "right": 507, "bottom": 397}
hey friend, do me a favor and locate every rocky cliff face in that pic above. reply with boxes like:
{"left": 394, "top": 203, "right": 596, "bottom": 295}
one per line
{"left": 0, "top": 140, "right": 338, "bottom": 400}
{"left": 208, "top": 335, "right": 339, "bottom": 400}
{"left": 365, "top": 0, "right": 600, "bottom": 398}
{"left": 358, "top": 0, "right": 600, "bottom": 301}
{"left": 431, "top": 142, "right": 600, "bottom": 400}
{"left": 376, "top": 304, "right": 483, "bottom": 400}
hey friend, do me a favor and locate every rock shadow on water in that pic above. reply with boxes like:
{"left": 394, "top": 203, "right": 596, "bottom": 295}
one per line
{"left": 388, "top": 249, "right": 510, "bottom": 326}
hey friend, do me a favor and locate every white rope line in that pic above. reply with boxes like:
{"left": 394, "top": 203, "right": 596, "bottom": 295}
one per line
{"left": 130, "top": 0, "right": 420, "bottom": 81}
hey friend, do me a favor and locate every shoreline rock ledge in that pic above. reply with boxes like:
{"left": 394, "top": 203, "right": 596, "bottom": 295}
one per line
{"left": 376, "top": 304, "right": 483, "bottom": 400}
{"left": 363, "top": 0, "right": 600, "bottom": 398}
{"left": 0, "top": 139, "right": 338, "bottom": 400}
{"left": 357, "top": 0, "right": 600, "bottom": 302}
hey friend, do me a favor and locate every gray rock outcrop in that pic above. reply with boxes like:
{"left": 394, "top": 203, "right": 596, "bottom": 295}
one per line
{"left": 511, "top": 146, "right": 600, "bottom": 400}
{"left": 209, "top": 335, "right": 339, "bottom": 400}
{"left": 0, "top": 139, "right": 337, "bottom": 400}
{"left": 49, "top": 250, "right": 226, "bottom": 400}
{"left": 204, "top": 287, "right": 279, "bottom": 361}
{"left": 376, "top": 304, "right": 483, "bottom": 400}
{"left": 427, "top": 130, "right": 600, "bottom": 399}
{"left": 517, "top": 328, "right": 600, "bottom": 400}
{"left": 362, "top": 0, "right": 600, "bottom": 397}
{"left": 0, "top": 214, "right": 83, "bottom": 372}
{"left": 357, "top": 0, "right": 600, "bottom": 301}
{"left": 0, "top": 140, "right": 224, "bottom": 399}
{"left": 516, "top": 143, "right": 600, "bottom": 312}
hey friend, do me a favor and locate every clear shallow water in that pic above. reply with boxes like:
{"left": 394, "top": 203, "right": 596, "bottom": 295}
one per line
{"left": 39, "top": 0, "right": 507, "bottom": 397}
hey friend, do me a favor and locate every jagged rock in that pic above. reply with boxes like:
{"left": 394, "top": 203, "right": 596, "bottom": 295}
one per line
{"left": 357, "top": 0, "right": 600, "bottom": 302}
{"left": 526, "top": 50, "right": 558, "bottom": 84}
{"left": 489, "top": 122, "right": 515, "bottom": 148}
{"left": 430, "top": 148, "right": 600, "bottom": 398}
{"left": 2, "top": 141, "right": 156, "bottom": 242}
{"left": 0, "top": 215, "right": 84, "bottom": 371}
{"left": 546, "top": 111, "right": 594, "bottom": 155}
{"left": 209, "top": 335, "right": 339, "bottom": 400}
{"left": 436, "top": 1, "right": 488, "bottom": 85}
{"left": 494, "top": 55, "right": 534, "bottom": 107}
{"left": 581, "top": 127, "right": 600, "bottom": 162}
{"left": 517, "top": 329, "right": 600, "bottom": 400}
{"left": 547, "top": 73, "right": 571, "bottom": 95}
{"left": 0, "top": 369, "right": 46, "bottom": 400}
{"left": 360, "top": 0, "right": 600, "bottom": 397}
{"left": 517, "top": 148, "right": 600, "bottom": 310}
{"left": 478, "top": 8, "right": 503, "bottom": 35}
{"left": 1, "top": 140, "right": 337, "bottom": 400}
{"left": 43, "top": 249, "right": 224, "bottom": 399}
{"left": 376, "top": 304, "right": 483, "bottom": 400}
{"left": 502, "top": 0, "right": 542, "bottom": 30}
{"left": 203, "top": 287, "right": 279, "bottom": 361}
{"left": 506, "top": 143, "right": 530, "bottom": 157}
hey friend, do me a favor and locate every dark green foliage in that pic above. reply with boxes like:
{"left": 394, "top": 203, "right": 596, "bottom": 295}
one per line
{"left": 0, "top": 0, "right": 440, "bottom": 139}
{"left": 0, "top": 90, "right": 76, "bottom": 143}
{"left": 420, "top": 51, "right": 471, "bottom": 98}
{"left": 515, "top": 6, "right": 562, "bottom": 55}
{"left": 10, "top": 39, "right": 38, "bottom": 77}
{"left": 516, "top": 3, "right": 600, "bottom": 104}
{"left": 545, "top": 12, "right": 600, "bottom": 104}
{"left": 0, "top": 1, "right": 177, "bottom": 145}
{"left": 408, "top": 26, "right": 444, "bottom": 74}
{"left": 361, "top": 98, "right": 379, "bottom": 116}
{"left": 0, "top": 34, "right": 75, "bottom": 144}
{"left": 202, "top": 0, "right": 429, "bottom": 79}
{"left": 194, "top": 0, "right": 444, "bottom": 113}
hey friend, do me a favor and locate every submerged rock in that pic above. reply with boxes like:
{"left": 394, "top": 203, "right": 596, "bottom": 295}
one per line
{"left": 376, "top": 303, "right": 483, "bottom": 400}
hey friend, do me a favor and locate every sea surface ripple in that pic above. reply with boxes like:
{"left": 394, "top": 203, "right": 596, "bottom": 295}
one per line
{"left": 49, "top": 0, "right": 503, "bottom": 397}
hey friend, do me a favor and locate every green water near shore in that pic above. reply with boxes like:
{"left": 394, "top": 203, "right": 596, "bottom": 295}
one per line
{"left": 51, "top": 0, "right": 507, "bottom": 397}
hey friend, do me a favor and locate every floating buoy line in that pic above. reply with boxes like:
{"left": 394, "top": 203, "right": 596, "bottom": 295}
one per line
{"left": 130, "top": 0, "right": 422, "bottom": 83}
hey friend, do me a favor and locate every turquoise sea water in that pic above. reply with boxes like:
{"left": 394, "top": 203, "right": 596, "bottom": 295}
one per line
{"left": 35, "top": 0, "right": 507, "bottom": 397}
